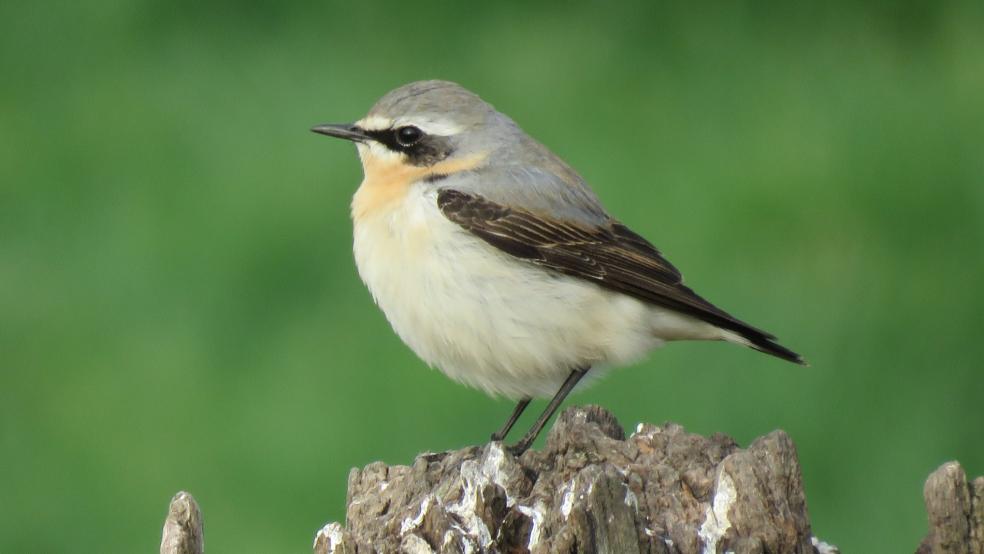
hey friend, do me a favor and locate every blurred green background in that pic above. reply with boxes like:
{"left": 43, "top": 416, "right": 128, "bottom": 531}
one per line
{"left": 2, "top": 1, "right": 982, "bottom": 552}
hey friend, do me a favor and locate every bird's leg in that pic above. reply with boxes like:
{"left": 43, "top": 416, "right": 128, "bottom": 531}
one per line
{"left": 507, "top": 367, "right": 588, "bottom": 456}
{"left": 490, "top": 398, "right": 531, "bottom": 442}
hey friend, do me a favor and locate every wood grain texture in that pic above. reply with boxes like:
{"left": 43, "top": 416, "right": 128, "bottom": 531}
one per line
{"left": 918, "top": 462, "right": 984, "bottom": 554}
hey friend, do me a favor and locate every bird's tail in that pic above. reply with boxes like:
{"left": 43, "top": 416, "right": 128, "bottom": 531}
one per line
{"left": 721, "top": 329, "right": 806, "bottom": 366}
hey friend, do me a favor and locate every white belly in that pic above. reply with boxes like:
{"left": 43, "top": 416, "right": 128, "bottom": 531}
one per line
{"left": 352, "top": 185, "right": 704, "bottom": 399}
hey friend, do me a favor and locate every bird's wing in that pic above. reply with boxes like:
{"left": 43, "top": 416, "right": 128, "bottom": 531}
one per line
{"left": 437, "top": 188, "right": 804, "bottom": 364}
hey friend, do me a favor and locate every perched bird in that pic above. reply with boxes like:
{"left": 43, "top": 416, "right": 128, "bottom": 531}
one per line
{"left": 313, "top": 80, "right": 803, "bottom": 454}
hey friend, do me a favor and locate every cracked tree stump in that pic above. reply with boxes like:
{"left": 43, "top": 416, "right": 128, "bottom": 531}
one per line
{"left": 158, "top": 406, "right": 984, "bottom": 552}
{"left": 313, "top": 405, "right": 840, "bottom": 554}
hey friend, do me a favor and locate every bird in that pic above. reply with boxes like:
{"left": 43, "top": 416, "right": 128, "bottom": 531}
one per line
{"left": 312, "top": 80, "right": 803, "bottom": 455}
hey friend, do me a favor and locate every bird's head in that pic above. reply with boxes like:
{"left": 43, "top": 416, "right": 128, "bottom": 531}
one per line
{"left": 313, "top": 80, "right": 523, "bottom": 180}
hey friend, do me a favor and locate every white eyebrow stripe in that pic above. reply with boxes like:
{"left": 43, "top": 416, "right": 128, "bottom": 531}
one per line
{"left": 356, "top": 115, "right": 393, "bottom": 131}
{"left": 396, "top": 118, "right": 463, "bottom": 136}
{"left": 358, "top": 115, "right": 463, "bottom": 137}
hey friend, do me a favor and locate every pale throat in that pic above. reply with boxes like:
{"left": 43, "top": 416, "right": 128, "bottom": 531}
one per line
{"left": 350, "top": 146, "right": 486, "bottom": 222}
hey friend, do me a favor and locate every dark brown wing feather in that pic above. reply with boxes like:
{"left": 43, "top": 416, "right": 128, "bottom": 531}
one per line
{"left": 437, "top": 189, "right": 803, "bottom": 364}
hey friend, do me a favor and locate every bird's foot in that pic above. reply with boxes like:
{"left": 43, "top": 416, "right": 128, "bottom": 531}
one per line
{"left": 505, "top": 437, "right": 533, "bottom": 456}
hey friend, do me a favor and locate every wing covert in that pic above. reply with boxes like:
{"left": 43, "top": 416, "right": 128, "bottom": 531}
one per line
{"left": 435, "top": 188, "right": 801, "bottom": 360}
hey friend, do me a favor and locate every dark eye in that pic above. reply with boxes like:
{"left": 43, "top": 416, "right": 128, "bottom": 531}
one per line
{"left": 395, "top": 126, "right": 423, "bottom": 147}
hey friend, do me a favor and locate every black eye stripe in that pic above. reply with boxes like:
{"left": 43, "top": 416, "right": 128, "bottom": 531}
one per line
{"left": 362, "top": 125, "right": 454, "bottom": 167}
{"left": 364, "top": 127, "right": 423, "bottom": 151}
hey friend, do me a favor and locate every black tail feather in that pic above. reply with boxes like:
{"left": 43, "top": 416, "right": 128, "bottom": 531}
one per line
{"left": 742, "top": 333, "right": 806, "bottom": 366}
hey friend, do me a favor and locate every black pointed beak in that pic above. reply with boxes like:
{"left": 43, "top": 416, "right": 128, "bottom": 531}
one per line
{"left": 311, "top": 123, "right": 371, "bottom": 143}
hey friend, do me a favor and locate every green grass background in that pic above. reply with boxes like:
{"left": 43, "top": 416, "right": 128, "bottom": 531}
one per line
{"left": 2, "top": 1, "right": 982, "bottom": 552}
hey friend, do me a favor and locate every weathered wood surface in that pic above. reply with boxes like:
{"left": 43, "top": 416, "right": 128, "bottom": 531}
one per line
{"left": 158, "top": 406, "right": 983, "bottom": 553}
{"left": 314, "top": 405, "right": 839, "bottom": 554}
{"left": 161, "top": 491, "right": 204, "bottom": 554}
{"left": 917, "top": 461, "right": 984, "bottom": 554}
